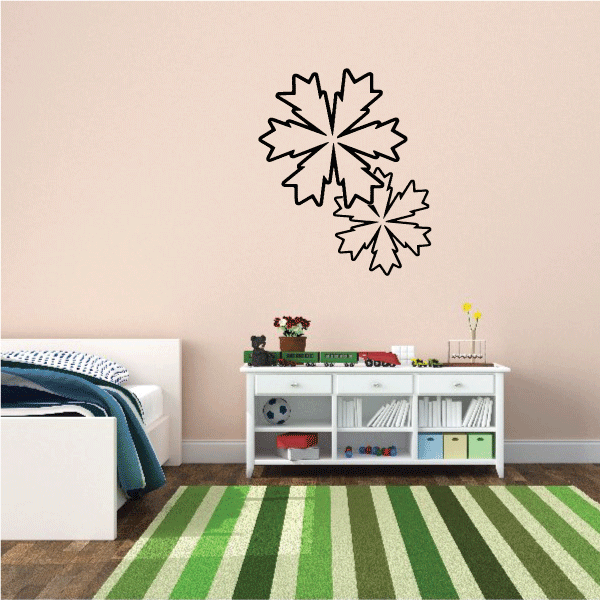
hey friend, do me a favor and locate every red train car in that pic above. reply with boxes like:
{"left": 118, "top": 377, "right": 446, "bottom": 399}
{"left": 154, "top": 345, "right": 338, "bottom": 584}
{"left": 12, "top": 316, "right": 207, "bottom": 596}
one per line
{"left": 358, "top": 352, "right": 400, "bottom": 367}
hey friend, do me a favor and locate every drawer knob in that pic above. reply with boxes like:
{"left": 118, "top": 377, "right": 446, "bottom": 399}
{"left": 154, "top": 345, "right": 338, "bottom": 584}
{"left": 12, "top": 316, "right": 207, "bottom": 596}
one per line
{"left": 453, "top": 382, "right": 463, "bottom": 388}
{"left": 372, "top": 382, "right": 381, "bottom": 387}
{"left": 290, "top": 382, "right": 299, "bottom": 387}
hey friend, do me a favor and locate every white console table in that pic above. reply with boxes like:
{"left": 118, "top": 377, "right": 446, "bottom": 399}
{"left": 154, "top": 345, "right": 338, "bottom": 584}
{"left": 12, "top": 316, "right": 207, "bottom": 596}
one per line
{"left": 241, "top": 364, "right": 509, "bottom": 479}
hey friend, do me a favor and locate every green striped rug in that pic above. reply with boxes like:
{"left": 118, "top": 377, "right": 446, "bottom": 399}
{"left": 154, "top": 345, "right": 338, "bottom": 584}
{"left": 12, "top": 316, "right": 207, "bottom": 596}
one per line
{"left": 95, "top": 485, "right": 600, "bottom": 600}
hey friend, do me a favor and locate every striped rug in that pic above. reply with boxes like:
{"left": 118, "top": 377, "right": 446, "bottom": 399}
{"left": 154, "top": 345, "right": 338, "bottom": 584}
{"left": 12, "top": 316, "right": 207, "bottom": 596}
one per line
{"left": 95, "top": 485, "right": 600, "bottom": 600}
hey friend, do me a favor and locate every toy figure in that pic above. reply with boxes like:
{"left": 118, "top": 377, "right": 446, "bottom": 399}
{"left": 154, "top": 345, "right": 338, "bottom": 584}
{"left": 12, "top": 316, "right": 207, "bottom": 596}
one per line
{"left": 250, "top": 335, "right": 277, "bottom": 367}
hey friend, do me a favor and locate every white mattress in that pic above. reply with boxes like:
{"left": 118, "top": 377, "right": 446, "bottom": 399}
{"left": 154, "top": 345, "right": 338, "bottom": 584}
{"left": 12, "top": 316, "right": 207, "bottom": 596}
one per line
{"left": 124, "top": 384, "right": 164, "bottom": 426}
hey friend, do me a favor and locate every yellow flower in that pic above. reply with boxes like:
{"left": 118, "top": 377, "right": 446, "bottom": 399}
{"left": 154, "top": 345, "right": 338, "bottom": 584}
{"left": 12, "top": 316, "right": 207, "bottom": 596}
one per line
{"left": 473, "top": 311, "right": 482, "bottom": 320}
{"left": 462, "top": 303, "right": 472, "bottom": 312}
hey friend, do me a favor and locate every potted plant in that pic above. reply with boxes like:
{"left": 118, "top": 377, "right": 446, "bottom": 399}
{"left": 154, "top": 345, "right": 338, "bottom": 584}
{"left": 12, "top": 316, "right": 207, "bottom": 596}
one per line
{"left": 274, "top": 316, "right": 310, "bottom": 352}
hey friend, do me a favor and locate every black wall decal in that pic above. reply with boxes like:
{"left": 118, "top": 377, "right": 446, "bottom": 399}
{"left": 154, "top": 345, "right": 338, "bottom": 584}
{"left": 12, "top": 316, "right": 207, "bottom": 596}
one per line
{"left": 259, "top": 70, "right": 430, "bottom": 275}
{"left": 334, "top": 169, "right": 430, "bottom": 275}
{"left": 259, "top": 70, "right": 406, "bottom": 209}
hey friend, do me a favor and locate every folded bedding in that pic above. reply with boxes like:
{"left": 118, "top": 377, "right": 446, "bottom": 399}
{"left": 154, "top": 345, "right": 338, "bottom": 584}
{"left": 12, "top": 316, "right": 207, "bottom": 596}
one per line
{"left": 1, "top": 360, "right": 165, "bottom": 498}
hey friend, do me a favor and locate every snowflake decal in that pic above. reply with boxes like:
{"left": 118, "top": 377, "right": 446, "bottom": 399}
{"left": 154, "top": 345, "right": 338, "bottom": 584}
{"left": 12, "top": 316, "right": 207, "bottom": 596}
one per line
{"left": 334, "top": 169, "right": 431, "bottom": 275}
{"left": 259, "top": 70, "right": 407, "bottom": 209}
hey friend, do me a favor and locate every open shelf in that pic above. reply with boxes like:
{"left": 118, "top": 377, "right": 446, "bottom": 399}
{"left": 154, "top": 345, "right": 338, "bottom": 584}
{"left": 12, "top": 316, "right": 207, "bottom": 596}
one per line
{"left": 255, "top": 423, "right": 332, "bottom": 432}
{"left": 418, "top": 427, "right": 496, "bottom": 432}
{"left": 255, "top": 395, "right": 332, "bottom": 430}
{"left": 338, "top": 427, "right": 412, "bottom": 432}
{"left": 337, "top": 449, "right": 412, "bottom": 461}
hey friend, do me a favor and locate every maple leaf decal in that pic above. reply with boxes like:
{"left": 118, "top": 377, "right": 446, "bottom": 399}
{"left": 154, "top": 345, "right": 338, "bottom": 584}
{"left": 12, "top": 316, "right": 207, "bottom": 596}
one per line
{"left": 259, "top": 70, "right": 407, "bottom": 209}
{"left": 334, "top": 169, "right": 431, "bottom": 275}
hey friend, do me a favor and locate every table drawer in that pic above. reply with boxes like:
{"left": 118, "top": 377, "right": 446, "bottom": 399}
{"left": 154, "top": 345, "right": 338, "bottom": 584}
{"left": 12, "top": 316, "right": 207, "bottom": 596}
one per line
{"left": 337, "top": 374, "right": 413, "bottom": 395}
{"left": 255, "top": 375, "right": 332, "bottom": 395}
{"left": 418, "top": 374, "right": 494, "bottom": 395}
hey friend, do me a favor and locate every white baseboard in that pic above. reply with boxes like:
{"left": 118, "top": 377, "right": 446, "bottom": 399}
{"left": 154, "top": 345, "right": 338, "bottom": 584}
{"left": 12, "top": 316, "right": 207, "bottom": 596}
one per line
{"left": 182, "top": 439, "right": 600, "bottom": 464}
{"left": 505, "top": 440, "right": 600, "bottom": 463}
{"left": 183, "top": 439, "right": 245, "bottom": 463}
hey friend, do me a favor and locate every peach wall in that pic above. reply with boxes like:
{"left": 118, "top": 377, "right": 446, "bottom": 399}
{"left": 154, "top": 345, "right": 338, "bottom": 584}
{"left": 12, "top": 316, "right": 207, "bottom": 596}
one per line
{"left": 2, "top": 2, "right": 599, "bottom": 441}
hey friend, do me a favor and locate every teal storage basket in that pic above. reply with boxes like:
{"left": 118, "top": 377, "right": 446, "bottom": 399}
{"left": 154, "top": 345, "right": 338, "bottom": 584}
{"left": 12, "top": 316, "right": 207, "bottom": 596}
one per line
{"left": 468, "top": 433, "right": 494, "bottom": 458}
{"left": 418, "top": 433, "right": 443, "bottom": 459}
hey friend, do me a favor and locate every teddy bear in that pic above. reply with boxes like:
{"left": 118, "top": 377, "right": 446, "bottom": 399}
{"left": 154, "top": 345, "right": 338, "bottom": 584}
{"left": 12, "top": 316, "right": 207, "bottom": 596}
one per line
{"left": 250, "top": 335, "right": 277, "bottom": 367}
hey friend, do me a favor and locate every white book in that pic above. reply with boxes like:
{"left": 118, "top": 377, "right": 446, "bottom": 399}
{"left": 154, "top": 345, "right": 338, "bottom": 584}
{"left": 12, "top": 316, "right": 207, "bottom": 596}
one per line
{"left": 441, "top": 399, "right": 446, "bottom": 427}
{"left": 394, "top": 400, "right": 405, "bottom": 427}
{"left": 419, "top": 399, "right": 425, "bottom": 427}
{"left": 393, "top": 400, "right": 404, "bottom": 427}
{"left": 357, "top": 398, "right": 362, "bottom": 428}
{"left": 390, "top": 400, "right": 402, "bottom": 427}
{"left": 482, "top": 399, "right": 491, "bottom": 427}
{"left": 446, "top": 398, "right": 451, "bottom": 426}
{"left": 456, "top": 401, "right": 462, "bottom": 427}
{"left": 449, "top": 399, "right": 455, "bottom": 426}
{"left": 428, "top": 402, "right": 433, "bottom": 427}
{"left": 344, "top": 400, "right": 349, "bottom": 427}
{"left": 338, "top": 400, "right": 342, "bottom": 427}
{"left": 383, "top": 401, "right": 399, "bottom": 427}
{"left": 354, "top": 398, "right": 358, "bottom": 428}
{"left": 481, "top": 400, "right": 490, "bottom": 427}
{"left": 342, "top": 400, "right": 346, "bottom": 427}
{"left": 486, "top": 399, "right": 493, "bottom": 427}
{"left": 437, "top": 398, "right": 442, "bottom": 427}
{"left": 466, "top": 398, "right": 479, "bottom": 428}
{"left": 367, "top": 404, "right": 386, "bottom": 427}
{"left": 398, "top": 401, "right": 409, "bottom": 427}
{"left": 432, "top": 400, "right": 437, "bottom": 427}
{"left": 407, "top": 401, "right": 412, "bottom": 427}
{"left": 373, "top": 403, "right": 391, "bottom": 427}
{"left": 473, "top": 398, "right": 487, "bottom": 427}
{"left": 483, "top": 400, "right": 491, "bottom": 427}
{"left": 468, "top": 398, "right": 483, "bottom": 428}
{"left": 484, "top": 399, "right": 492, "bottom": 427}
{"left": 462, "top": 398, "right": 478, "bottom": 427}
{"left": 382, "top": 402, "right": 397, "bottom": 427}
{"left": 348, "top": 399, "right": 354, "bottom": 428}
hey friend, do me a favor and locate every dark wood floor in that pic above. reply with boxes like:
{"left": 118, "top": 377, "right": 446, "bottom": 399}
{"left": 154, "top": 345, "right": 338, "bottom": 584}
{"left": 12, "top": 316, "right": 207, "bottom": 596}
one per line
{"left": 2, "top": 463, "right": 600, "bottom": 599}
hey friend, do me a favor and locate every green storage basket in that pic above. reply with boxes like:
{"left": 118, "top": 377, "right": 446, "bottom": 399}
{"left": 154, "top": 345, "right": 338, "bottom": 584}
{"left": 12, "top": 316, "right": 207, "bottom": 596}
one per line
{"left": 468, "top": 433, "right": 494, "bottom": 459}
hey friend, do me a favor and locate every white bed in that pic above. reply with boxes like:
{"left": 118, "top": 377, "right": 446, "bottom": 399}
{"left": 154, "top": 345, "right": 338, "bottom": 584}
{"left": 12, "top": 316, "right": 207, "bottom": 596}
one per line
{"left": 1, "top": 339, "right": 182, "bottom": 540}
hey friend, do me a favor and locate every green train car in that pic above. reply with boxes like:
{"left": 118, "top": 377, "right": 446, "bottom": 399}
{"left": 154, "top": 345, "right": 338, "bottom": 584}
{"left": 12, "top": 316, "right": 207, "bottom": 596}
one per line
{"left": 243, "top": 351, "right": 359, "bottom": 366}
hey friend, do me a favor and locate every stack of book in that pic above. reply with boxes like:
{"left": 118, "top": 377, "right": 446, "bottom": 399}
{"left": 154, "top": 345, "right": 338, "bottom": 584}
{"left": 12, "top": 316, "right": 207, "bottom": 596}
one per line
{"left": 419, "top": 397, "right": 463, "bottom": 427}
{"left": 462, "top": 397, "right": 493, "bottom": 428}
{"left": 338, "top": 398, "right": 362, "bottom": 428}
{"left": 366, "top": 399, "right": 412, "bottom": 428}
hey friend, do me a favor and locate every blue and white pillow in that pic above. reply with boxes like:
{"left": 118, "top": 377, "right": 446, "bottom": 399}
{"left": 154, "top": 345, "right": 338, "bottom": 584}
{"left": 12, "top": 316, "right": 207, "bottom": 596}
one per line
{"left": 1, "top": 350, "right": 129, "bottom": 385}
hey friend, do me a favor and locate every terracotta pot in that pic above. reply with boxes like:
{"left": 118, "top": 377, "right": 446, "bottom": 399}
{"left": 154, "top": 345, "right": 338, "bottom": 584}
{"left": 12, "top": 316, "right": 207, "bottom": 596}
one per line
{"left": 279, "top": 336, "right": 307, "bottom": 352}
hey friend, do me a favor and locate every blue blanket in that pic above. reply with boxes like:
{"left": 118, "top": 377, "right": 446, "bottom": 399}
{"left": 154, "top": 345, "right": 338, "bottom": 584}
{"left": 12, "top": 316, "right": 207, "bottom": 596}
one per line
{"left": 1, "top": 360, "right": 165, "bottom": 498}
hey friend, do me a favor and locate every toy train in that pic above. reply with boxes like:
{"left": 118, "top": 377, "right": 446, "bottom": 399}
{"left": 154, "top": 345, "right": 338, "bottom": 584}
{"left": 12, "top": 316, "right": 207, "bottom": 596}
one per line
{"left": 244, "top": 350, "right": 405, "bottom": 367}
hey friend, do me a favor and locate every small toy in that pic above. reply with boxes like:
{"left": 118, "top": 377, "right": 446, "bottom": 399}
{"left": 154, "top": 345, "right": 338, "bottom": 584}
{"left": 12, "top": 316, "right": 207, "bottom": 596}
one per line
{"left": 390, "top": 445, "right": 397, "bottom": 456}
{"left": 345, "top": 446, "right": 353, "bottom": 458}
{"left": 372, "top": 446, "right": 380, "bottom": 456}
{"left": 427, "top": 358, "right": 442, "bottom": 368}
{"left": 277, "top": 358, "right": 298, "bottom": 367}
{"left": 250, "top": 335, "right": 277, "bottom": 367}
{"left": 358, "top": 352, "right": 400, "bottom": 367}
{"left": 365, "top": 445, "right": 372, "bottom": 454}
{"left": 359, "top": 446, "right": 366, "bottom": 454}
{"left": 382, "top": 448, "right": 391, "bottom": 456}
{"left": 411, "top": 357, "right": 427, "bottom": 367}
{"left": 262, "top": 397, "right": 291, "bottom": 425}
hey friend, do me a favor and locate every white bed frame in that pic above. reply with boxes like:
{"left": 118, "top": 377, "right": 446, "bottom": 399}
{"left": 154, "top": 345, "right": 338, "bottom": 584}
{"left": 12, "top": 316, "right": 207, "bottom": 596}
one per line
{"left": 1, "top": 339, "right": 182, "bottom": 541}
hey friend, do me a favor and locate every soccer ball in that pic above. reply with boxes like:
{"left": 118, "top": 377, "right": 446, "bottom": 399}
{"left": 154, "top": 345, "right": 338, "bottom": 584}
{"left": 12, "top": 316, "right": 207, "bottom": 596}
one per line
{"left": 262, "top": 397, "right": 291, "bottom": 425}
